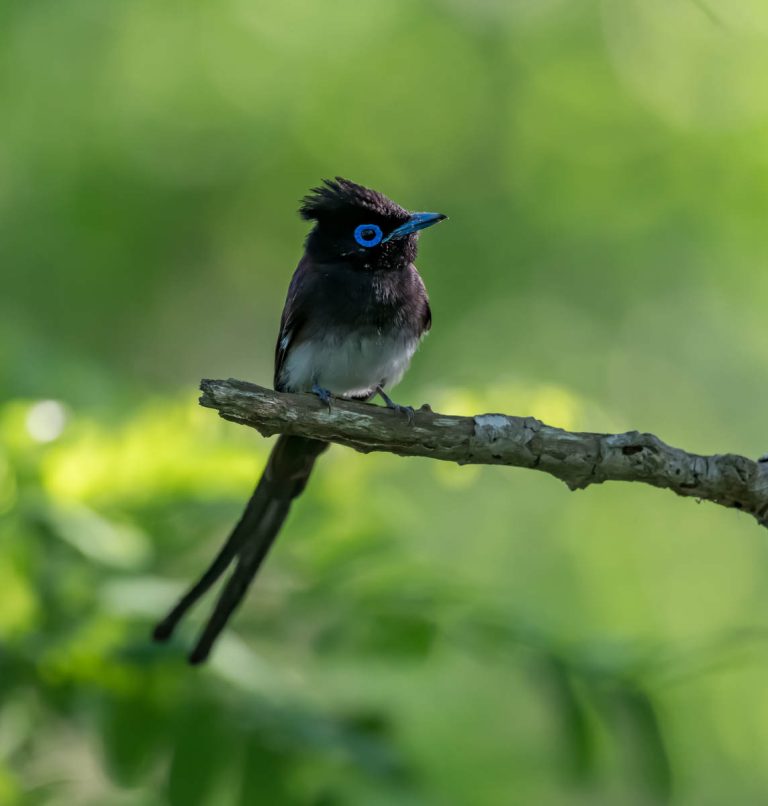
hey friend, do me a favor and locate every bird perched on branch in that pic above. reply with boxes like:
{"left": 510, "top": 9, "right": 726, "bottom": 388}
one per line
{"left": 153, "top": 178, "right": 447, "bottom": 663}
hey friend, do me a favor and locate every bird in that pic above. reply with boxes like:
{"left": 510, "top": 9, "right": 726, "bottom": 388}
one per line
{"left": 152, "top": 177, "right": 447, "bottom": 664}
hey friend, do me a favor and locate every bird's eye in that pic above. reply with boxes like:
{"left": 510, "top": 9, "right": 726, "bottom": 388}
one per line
{"left": 353, "top": 223, "right": 383, "bottom": 248}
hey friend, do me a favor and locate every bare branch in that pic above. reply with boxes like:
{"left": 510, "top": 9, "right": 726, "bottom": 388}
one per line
{"left": 200, "top": 379, "right": 768, "bottom": 529}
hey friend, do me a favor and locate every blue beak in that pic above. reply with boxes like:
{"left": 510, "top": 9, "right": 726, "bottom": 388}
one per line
{"left": 382, "top": 211, "right": 447, "bottom": 243}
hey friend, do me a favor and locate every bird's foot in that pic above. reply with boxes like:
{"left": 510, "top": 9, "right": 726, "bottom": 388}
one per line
{"left": 376, "top": 386, "right": 415, "bottom": 425}
{"left": 311, "top": 384, "right": 333, "bottom": 413}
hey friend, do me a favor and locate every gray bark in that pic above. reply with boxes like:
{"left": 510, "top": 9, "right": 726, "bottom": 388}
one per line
{"left": 200, "top": 378, "right": 768, "bottom": 529}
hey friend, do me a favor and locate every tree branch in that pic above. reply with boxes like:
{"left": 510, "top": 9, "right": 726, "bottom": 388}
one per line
{"left": 200, "top": 378, "right": 768, "bottom": 529}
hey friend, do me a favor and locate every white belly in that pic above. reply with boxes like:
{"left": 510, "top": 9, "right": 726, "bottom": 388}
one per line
{"left": 281, "top": 332, "right": 420, "bottom": 397}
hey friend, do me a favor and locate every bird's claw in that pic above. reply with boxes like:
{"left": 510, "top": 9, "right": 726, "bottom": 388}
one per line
{"left": 375, "top": 385, "right": 415, "bottom": 425}
{"left": 311, "top": 384, "right": 333, "bottom": 413}
{"left": 394, "top": 404, "right": 415, "bottom": 425}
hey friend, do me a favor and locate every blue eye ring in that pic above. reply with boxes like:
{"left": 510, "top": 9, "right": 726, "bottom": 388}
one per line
{"left": 354, "top": 223, "right": 383, "bottom": 248}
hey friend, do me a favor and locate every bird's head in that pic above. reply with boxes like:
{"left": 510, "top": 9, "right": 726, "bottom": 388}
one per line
{"left": 299, "top": 177, "right": 446, "bottom": 269}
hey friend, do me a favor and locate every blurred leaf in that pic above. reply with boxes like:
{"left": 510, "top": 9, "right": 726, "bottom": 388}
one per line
{"left": 536, "top": 654, "right": 598, "bottom": 782}
{"left": 100, "top": 694, "right": 168, "bottom": 787}
{"left": 0, "top": 555, "right": 38, "bottom": 637}
{"left": 43, "top": 502, "right": 150, "bottom": 570}
{"left": 315, "top": 608, "right": 438, "bottom": 660}
{"left": 610, "top": 685, "right": 673, "bottom": 803}
{"left": 238, "top": 738, "right": 294, "bottom": 806}
{"left": 166, "top": 701, "right": 234, "bottom": 806}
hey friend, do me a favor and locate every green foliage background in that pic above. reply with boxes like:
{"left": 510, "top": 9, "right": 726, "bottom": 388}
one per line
{"left": 3, "top": 1, "right": 768, "bottom": 803}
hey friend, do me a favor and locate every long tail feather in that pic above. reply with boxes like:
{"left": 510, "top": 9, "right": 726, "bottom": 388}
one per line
{"left": 152, "top": 435, "right": 328, "bottom": 661}
{"left": 152, "top": 487, "right": 269, "bottom": 641}
{"left": 188, "top": 497, "right": 291, "bottom": 664}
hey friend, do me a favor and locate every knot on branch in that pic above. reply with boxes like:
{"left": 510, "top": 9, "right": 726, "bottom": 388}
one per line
{"left": 470, "top": 414, "right": 543, "bottom": 465}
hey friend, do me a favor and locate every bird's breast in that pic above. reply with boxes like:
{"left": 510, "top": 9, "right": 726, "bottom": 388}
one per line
{"left": 280, "top": 329, "right": 421, "bottom": 398}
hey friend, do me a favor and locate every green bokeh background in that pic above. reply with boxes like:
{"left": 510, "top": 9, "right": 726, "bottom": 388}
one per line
{"left": 3, "top": 1, "right": 768, "bottom": 803}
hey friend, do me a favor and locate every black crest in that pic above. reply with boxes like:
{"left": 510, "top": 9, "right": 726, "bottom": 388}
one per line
{"left": 299, "top": 177, "right": 408, "bottom": 222}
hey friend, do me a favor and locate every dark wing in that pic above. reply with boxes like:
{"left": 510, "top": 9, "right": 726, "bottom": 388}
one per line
{"left": 274, "top": 257, "right": 312, "bottom": 391}
{"left": 411, "top": 264, "right": 432, "bottom": 337}
{"left": 421, "top": 297, "right": 432, "bottom": 335}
